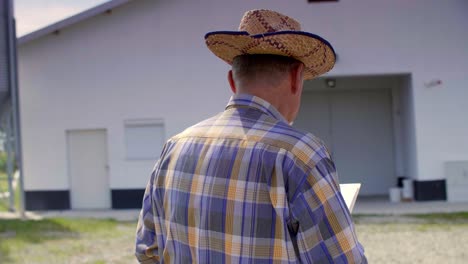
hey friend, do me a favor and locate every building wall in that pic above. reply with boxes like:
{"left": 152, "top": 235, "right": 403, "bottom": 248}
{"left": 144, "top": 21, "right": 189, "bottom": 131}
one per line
{"left": 18, "top": 0, "right": 230, "bottom": 194}
{"left": 18, "top": 0, "right": 468, "bottom": 204}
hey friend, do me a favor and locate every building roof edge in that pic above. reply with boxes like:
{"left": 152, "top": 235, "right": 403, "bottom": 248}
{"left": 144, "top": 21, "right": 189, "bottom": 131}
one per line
{"left": 17, "top": 0, "right": 133, "bottom": 45}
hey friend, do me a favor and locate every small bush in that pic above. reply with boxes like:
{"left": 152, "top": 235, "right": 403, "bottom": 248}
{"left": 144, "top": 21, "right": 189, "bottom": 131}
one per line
{"left": 0, "top": 151, "right": 7, "bottom": 173}
{"left": 0, "top": 151, "right": 16, "bottom": 174}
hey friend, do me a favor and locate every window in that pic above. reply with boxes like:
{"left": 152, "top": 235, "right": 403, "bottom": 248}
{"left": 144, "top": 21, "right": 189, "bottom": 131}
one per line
{"left": 125, "top": 119, "right": 165, "bottom": 160}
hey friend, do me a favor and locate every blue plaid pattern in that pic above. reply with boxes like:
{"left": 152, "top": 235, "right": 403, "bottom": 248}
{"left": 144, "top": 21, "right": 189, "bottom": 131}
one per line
{"left": 136, "top": 94, "right": 366, "bottom": 263}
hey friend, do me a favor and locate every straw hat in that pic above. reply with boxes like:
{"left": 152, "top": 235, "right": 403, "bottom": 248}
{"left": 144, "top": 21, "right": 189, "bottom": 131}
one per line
{"left": 205, "top": 9, "right": 336, "bottom": 80}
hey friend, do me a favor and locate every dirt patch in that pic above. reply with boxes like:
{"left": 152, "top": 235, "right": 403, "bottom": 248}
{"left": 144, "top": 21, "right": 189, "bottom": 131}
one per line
{"left": 355, "top": 216, "right": 468, "bottom": 263}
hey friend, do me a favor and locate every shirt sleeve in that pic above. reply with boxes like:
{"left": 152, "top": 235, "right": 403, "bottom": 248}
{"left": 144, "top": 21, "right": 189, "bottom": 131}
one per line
{"left": 289, "top": 156, "right": 367, "bottom": 263}
{"left": 135, "top": 165, "right": 160, "bottom": 264}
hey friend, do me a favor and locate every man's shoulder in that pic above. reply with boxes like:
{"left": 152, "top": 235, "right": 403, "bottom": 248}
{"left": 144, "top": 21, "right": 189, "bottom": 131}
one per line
{"left": 167, "top": 112, "right": 330, "bottom": 167}
{"left": 169, "top": 112, "right": 221, "bottom": 137}
{"left": 263, "top": 122, "right": 330, "bottom": 164}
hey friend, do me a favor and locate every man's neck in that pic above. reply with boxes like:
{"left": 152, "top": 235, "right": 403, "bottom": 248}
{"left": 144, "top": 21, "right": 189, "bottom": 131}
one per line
{"left": 236, "top": 88, "right": 293, "bottom": 123}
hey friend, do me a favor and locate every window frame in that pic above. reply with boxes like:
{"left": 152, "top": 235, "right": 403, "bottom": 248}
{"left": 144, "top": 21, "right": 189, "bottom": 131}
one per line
{"left": 124, "top": 119, "right": 165, "bottom": 161}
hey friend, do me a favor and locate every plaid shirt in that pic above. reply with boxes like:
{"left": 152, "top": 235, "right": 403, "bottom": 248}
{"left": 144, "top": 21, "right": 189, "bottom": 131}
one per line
{"left": 136, "top": 94, "right": 366, "bottom": 263}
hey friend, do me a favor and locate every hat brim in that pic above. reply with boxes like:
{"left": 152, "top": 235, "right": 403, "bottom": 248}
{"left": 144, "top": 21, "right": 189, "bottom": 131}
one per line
{"left": 205, "top": 31, "right": 336, "bottom": 80}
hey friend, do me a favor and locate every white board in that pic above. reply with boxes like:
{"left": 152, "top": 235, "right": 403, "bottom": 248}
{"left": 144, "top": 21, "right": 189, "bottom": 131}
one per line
{"left": 339, "top": 183, "right": 361, "bottom": 212}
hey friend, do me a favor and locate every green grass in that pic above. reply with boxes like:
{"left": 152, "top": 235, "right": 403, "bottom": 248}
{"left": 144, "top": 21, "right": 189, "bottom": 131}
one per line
{"left": 0, "top": 218, "right": 137, "bottom": 263}
{"left": 2, "top": 213, "right": 468, "bottom": 263}
{"left": 0, "top": 217, "right": 119, "bottom": 235}
{"left": 408, "top": 212, "right": 468, "bottom": 221}
{"left": 0, "top": 171, "right": 10, "bottom": 211}
{"left": 353, "top": 212, "right": 468, "bottom": 223}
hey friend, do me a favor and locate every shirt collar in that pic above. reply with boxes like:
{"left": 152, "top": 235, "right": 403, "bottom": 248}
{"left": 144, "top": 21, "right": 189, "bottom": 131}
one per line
{"left": 225, "top": 94, "right": 289, "bottom": 123}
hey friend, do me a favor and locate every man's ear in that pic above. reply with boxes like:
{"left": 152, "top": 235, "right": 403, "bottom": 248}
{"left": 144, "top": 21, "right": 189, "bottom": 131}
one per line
{"left": 290, "top": 63, "right": 305, "bottom": 95}
{"left": 228, "top": 70, "right": 237, "bottom": 94}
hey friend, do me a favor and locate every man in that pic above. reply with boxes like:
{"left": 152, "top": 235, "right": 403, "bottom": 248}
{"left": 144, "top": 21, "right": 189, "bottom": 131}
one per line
{"left": 136, "top": 9, "right": 366, "bottom": 263}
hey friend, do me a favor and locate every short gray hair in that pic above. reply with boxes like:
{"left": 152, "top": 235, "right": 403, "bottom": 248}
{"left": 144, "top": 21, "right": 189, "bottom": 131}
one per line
{"left": 232, "top": 54, "right": 302, "bottom": 85}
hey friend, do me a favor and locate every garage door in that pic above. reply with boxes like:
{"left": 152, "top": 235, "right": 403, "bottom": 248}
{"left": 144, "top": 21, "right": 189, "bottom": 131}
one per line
{"left": 295, "top": 88, "right": 395, "bottom": 196}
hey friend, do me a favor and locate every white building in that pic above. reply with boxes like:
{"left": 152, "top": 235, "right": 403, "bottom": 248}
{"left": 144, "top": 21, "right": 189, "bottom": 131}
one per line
{"left": 17, "top": 0, "right": 468, "bottom": 210}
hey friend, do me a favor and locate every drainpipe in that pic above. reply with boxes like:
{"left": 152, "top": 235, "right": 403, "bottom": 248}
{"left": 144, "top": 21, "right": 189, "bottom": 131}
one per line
{"left": 7, "top": 0, "right": 25, "bottom": 218}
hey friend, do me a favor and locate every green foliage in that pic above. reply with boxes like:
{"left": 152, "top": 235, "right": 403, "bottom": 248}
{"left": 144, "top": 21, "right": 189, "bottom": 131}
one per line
{"left": 0, "top": 170, "right": 20, "bottom": 212}
{"left": 0, "top": 151, "right": 16, "bottom": 173}
{"left": 0, "top": 151, "right": 7, "bottom": 173}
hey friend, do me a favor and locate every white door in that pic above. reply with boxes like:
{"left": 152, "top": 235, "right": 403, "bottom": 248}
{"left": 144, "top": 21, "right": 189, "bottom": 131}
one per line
{"left": 67, "top": 129, "right": 110, "bottom": 209}
{"left": 295, "top": 89, "right": 395, "bottom": 195}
